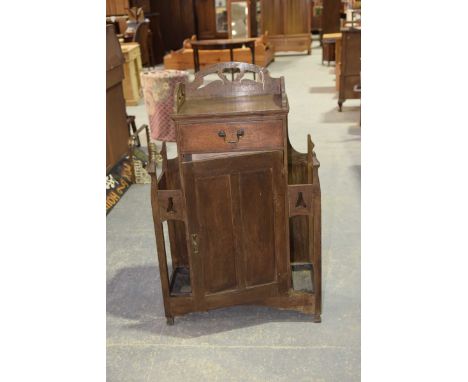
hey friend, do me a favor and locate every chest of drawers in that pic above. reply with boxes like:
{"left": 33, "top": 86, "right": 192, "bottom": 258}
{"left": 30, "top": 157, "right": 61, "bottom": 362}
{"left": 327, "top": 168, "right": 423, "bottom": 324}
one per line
{"left": 338, "top": 28, "right": 361, "bottom": 111}
{"left": 148, "top": 62, "right": 322, "bottom": 324}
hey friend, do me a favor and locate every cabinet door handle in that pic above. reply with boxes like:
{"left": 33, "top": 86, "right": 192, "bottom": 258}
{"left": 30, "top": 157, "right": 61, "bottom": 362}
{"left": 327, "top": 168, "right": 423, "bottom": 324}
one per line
{"left": 218, "top": 129, "right": 244, "bottom": 143}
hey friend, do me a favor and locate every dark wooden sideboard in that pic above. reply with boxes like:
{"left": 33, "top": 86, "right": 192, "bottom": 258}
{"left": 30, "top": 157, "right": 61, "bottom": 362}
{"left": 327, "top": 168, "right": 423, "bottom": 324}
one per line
{"left": 338, "top": 27, "right": 360, "bottom": 111}
{"left": 148, "top": 62, "right": 322, "bottom": 324}
{"left": 106, "top": 25, "right": 130, "bottom": 172}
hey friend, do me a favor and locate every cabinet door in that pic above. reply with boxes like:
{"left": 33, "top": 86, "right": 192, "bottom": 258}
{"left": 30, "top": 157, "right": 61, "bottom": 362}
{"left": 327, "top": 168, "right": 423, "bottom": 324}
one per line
{"left": 284, "top": 0, "right": 310, "bottom": 34}
{"left": 260, "top": 0, "right": 284, "bottom": 35}
{"left": 194, "top": 0, "right": 217, "bottom": 39}
{"left": 183, "top": 151, "right": 287, "bottom": 309}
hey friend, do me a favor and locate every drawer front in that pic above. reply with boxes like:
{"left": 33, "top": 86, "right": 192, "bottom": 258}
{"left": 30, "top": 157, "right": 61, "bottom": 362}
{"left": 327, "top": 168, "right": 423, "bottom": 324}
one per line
{"left": 178, "top": 120, "right": 284, "bottom": 154}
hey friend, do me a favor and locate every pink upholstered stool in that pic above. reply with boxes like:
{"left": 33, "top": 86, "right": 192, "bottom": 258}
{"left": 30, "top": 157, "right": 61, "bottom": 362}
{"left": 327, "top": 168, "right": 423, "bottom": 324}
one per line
{"left": 141, "top": 69, "right": 189, "bottom": 142}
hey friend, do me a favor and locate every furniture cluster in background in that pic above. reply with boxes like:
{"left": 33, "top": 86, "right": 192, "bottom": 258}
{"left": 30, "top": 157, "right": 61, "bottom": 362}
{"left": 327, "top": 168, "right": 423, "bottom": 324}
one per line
{"left": 106, "top": 0, "right": 361, "bottom": 175}
{"left": 319, "top": 0, "right": 361, "bottom": 112}
{"left": 106, "top": 0, "right": 314, "bottom": 69}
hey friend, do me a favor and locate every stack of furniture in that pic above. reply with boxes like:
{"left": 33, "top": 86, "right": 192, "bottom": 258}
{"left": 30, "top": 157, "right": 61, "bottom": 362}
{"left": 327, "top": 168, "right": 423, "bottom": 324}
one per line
{"left": 337, "top": 27, "right": 360, "bottom": 111}
{"left": 260, "top": 0, "right": 311, "bottom": 54}
{"left": 148, "top": 62, "right": 322, "bottom": 324}
{"left": 163, "top": 33, "right": 274, "bottom": 70}
{"left": 107, "top": 0, "right": 165, "bottom": 64}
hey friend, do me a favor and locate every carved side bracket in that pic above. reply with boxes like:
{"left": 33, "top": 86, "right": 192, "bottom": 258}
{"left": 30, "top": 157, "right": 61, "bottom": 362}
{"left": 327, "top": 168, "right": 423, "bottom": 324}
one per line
{"left": 158, "top": 190, "right": 185, "bottom": 221}
{"left": 288, "top": 184, "right": 315, "bottom": 216}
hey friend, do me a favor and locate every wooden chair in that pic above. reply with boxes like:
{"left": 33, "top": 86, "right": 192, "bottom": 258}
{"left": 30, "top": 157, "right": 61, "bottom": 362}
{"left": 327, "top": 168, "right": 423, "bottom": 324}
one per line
{"left": 133, "top": 21, "right": 154, "bottom": 67}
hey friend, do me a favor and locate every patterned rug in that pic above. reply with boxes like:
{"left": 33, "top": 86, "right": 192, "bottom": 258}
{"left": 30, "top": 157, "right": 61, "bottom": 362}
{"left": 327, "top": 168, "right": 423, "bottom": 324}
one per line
{"left": 106, "top": 146, "right": 152, "bottom": 214}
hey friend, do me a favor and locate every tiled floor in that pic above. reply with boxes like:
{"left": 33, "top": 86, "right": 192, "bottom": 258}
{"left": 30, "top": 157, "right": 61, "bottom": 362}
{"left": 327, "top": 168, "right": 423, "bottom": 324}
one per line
{"left": 107, "top": 40, "right": 361, "bottom": 381}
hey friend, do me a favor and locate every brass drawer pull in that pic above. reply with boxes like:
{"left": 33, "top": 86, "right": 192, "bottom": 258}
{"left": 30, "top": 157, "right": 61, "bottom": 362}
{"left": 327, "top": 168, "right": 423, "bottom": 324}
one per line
{"left": 218, "top": 129, "right": 245, "bottom": 144}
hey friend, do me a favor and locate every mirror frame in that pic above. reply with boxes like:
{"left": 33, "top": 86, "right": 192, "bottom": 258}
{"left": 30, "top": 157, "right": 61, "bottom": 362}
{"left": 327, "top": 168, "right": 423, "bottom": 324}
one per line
{"left": 227, "top": 0, "right": 251, "bottom": 39}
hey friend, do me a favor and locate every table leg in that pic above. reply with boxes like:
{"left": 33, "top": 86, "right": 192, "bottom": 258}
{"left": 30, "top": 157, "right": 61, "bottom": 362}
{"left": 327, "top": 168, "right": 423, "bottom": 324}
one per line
{"left": 250, "top": 43, "right": 256, "bottom": 80}
{"left": 193, "top": 47, "right": 199, "bottom": 73}
{"left": 230, "top": 48, "right": 234, "bottom": 81}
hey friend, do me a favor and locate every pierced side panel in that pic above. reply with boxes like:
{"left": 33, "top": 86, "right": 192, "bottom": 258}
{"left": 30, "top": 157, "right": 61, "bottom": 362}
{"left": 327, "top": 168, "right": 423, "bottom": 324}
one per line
{"left": 158, "top": 190, "right": 185, "bottom": 221}
{"left": 288, "top": 184, "right": 314, "bottom": 216}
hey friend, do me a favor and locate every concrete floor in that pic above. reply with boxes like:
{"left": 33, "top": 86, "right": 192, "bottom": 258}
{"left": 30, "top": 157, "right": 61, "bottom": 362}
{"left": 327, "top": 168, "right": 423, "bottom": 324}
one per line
{"left": 107, "top": 40, "right": 361, "bottom": 381}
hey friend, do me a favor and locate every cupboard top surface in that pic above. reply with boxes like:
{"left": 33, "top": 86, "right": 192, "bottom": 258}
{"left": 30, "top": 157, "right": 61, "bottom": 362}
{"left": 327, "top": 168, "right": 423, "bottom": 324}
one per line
{"left": 175, "top": 94, "right": 286, "bottom": 118}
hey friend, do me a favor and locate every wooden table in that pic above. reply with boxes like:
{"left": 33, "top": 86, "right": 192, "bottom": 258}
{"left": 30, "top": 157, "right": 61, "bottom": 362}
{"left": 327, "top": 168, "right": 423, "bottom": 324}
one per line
{"left": 191, "top": 38, "right": 257, "bottom": 76}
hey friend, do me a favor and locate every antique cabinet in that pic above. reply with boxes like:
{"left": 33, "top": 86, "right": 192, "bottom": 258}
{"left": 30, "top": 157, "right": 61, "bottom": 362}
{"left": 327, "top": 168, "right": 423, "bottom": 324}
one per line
{"left": 322, "top": 0, "right": 341, "bottom": 35}
{"left": 106, "top": 25, "right": 129, "bottom": 172}
{"left": 149, "top": 62, "right": 322, "bottom": 324}
{"left": 260, "top": 0, "right": 311, "bottom": 54}
{"left": 338, "top": 27, "right": 360, "bottom": 111}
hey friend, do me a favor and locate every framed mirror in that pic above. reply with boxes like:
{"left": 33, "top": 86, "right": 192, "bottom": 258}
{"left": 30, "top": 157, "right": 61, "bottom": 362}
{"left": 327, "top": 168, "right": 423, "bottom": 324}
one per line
{"left": 215, "top": 0, "right": 228, "bottom": 34}
{"left": 228, "top": 0, "right": 250, "bottom": 38}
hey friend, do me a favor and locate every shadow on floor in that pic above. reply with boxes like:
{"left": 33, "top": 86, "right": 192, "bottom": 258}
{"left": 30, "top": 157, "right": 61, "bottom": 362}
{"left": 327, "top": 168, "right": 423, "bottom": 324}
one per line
{"left": 107, "top": 265, "right": 315, "bottom": 338}
{"left": 321, "top": 107, "right": 360, "bottom": 124}
{"left": 348, "top": 125, "right": 361, "bottom": 136}
{"left": 309, "top": 86, "right": 336, "bottom": 94}
{"left": 350, "top": 165, "right": 361, "bottom": 182}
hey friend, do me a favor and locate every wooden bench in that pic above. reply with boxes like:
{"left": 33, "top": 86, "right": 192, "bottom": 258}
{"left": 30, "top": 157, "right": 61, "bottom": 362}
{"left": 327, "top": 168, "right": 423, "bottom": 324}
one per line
{"left": 163, "top": 33, "right": 275, "bottom": 70}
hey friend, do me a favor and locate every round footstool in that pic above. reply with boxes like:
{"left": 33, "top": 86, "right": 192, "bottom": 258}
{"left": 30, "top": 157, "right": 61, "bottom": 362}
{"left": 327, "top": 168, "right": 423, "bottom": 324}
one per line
{"left": 141, "top": 69, "right": 189, "bottom": 142}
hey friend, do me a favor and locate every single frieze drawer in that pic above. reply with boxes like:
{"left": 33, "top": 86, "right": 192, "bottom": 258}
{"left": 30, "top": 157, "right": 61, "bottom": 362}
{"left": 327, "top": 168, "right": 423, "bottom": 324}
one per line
{"left": 178, "top": 120, "right": 284, "bottom": 154}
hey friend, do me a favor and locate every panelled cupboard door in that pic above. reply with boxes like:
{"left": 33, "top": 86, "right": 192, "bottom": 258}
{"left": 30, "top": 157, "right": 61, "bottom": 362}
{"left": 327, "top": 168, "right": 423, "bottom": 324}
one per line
{"left": 183, "top": 151, "right": 287, "bottom": 308}
{"left": 194, "top": 0, "right": 217, "bottom": 39}
{"left": 284, "top": 0, "right": 310, "bottom": 34}
{"left": 261, "top": 0, "right": 284, "bottom": 35}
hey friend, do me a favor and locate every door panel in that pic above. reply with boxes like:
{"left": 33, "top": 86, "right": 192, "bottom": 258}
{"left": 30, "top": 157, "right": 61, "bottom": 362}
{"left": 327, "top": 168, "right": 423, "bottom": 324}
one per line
{"left": 194, "top": 0, "right": 217, "bottom": 39}
{"left": 261, "top": 0, "right": 284, "bottom": 35}
{"left": 239, "top": 169, "right": 276, "bottom": 286}
{"left": 195, "top": 175, "right": 238, "bottom": 293}
{"left": 284, "top": 0, "right": 309, "bottom": 34}
{"left": 183, "top": 150, "right": 286, "bottom": 306}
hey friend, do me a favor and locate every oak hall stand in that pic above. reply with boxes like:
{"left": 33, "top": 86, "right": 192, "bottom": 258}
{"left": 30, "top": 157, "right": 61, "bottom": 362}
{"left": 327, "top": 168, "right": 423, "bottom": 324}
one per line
{"left": 148, "top": 62, "right": 322, "bottom": 324}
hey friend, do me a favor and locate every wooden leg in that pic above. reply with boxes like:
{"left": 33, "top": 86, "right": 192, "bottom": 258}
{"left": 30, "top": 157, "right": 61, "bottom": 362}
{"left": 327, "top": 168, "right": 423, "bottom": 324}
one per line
{"left": 166, "top": 316, "right": 175, "bottom": 325}
{"left": 250, "top": 44, "right": 256, "bottom": 80}
{"left": 313, "top": 313, "right": 321, "bottom": 323}
{"left": 338, "top": 100, "right": 344, "bottom": 112}
{"left": 230, "top": 48, "right": 235, "bottom": 81}
{"left": 193, "top": 47, "right": 199, "bottom": 73}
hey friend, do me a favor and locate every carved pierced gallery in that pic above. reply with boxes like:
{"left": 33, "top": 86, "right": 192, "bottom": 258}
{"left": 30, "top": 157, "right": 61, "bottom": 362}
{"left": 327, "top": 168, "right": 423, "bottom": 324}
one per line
{"left": 106, "top": 0, "right": 360, "bottom": 380}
